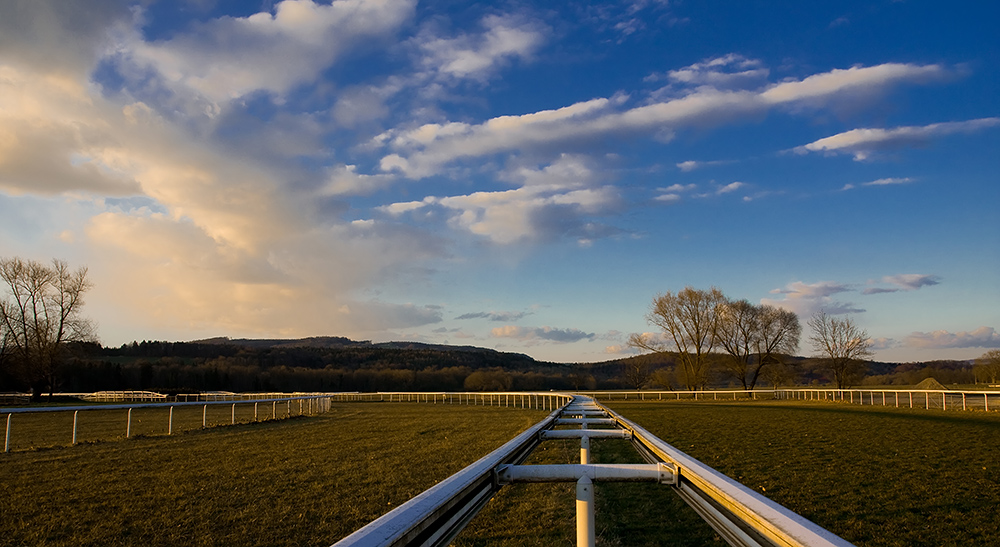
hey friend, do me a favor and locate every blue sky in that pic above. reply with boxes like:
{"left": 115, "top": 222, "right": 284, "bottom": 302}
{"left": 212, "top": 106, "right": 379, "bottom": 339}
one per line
{"left": 1, "top": 0, "right": 997, "bottom": 363}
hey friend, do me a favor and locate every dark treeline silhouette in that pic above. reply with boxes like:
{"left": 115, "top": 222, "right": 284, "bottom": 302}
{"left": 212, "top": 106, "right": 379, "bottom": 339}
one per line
{"left": 28, "top": 338, "right": 978, "bottom": 396}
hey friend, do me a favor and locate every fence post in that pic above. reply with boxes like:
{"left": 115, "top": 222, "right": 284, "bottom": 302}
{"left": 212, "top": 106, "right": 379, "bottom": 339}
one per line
{"left": 127, "top": 408, "right": 132, "bottom": 438}
{"left": 4, "top": 413, "right": 10, "bottom": 452}
{"left": 203, "top": 405, "right": 207, "bottom": 428}
{"left": 72, "top": 410, "right": 79, "bottom": 445}
{"left": 577, "top": 475, "right": 595, "bottom": 547}
{"left": 169, "top": 407, "right": 174, "bottom": 435}
{"left": 232, "top": 403, "right": 236, "bottom": 425}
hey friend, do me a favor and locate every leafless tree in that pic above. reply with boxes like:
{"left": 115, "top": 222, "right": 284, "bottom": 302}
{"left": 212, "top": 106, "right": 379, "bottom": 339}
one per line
{"left": 808, "top": 311, "right": 872, "bottom": 389}
{"left": 621, "top": 358, "right": 651, "bottom": 389}
{"left": 0, "top": 257, "right": 95, "bottom": 399}
{"left": 629, "top": 286, "right": 725, "bottom": 390}
{"left": 716, "top": 300, "right": 801, "bottom": 390}
{"left": 974, "top": 350, "right": 1000, "bottom": 385}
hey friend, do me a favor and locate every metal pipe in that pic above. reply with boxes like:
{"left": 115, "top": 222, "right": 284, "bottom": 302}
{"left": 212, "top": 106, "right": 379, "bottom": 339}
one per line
{"left": 5, "top": 413, "right": 10, "bottom": 452}
{"left": 498, "top": 463, "right": 675, "bottom": 484}
{"left": 72, "top": 410, "right": 79, "bottom": 445}
{"left": 126, "top": 408, "right": 132, "bottom": 438}
{"left": 168, "top": 406, "right": 173, "bottom": 435}
{"left": 541, "top": 429, "right": 630, "bottom": 440}
{"left": 577, "top": 475, "right": 595, "bottom": 547}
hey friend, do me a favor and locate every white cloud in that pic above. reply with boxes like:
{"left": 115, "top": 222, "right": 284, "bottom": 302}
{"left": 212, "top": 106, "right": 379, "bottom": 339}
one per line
{"left": 379, "top": 63, "right": 949, "bottom": 179}
{"left": 798, "top": 118, "right": 1000, "bottom": 160}
{"left": 663, "top": 54, "right": 769, "bottom": 89}
{"left": 904, "top": 327, "right": 1000, "bottom": 349}
{"left": 416, "top": 14, "right": 547, "bottom": 80}
{"left": 380, "top": 156, "right": 623, "bottom": 244}
{"left": 491, "top": 325, "right": 596, "bottom": 343}
{"left": 124, "top": 0, "right": 417, "bottom": 104}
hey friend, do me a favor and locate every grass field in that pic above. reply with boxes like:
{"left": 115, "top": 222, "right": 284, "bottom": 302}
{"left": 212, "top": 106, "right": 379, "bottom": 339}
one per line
{"left": 606, "top": 400, "right": 1000, "bottom": 547}
{"left": 4, "top": 399, "right": 999, "bottom": 546}
{"left": 0, "top": 403, "right": 547, "bottom": 547}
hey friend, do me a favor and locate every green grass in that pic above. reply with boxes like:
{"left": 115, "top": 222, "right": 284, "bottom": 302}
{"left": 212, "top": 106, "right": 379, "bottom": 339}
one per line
{"left": 0, "top": 403, "right": 546, "bottom": 547}
{"left": 2, "top": 401, "right": 318, "bottom": 450}
{"left": 606, "top": 400, "right": 1000, "bottom": 547}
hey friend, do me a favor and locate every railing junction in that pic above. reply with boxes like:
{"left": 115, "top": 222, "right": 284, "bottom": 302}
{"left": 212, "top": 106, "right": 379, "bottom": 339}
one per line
{"left": 332, "top": 394, "right": 854, "bottom": 547}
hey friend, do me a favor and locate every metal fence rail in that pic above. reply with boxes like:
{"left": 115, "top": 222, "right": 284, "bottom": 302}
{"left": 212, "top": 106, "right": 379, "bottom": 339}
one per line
{"left": 775, "top": 388, "right": 997, "bottom": 411}
{"left": 2, "top": 394, "right": 333, "bottom": 452}
{"left": 331, "top": 393, "right": 853, "bottom": 547}
{"left": 332, "top": 393, "right": 574, "bottom": 547}
{"left": 576, "top": 388, "right": 999, "bottom": 413}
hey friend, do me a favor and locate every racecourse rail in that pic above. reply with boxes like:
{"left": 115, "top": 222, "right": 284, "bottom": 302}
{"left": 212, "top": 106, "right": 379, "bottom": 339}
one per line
{"left": 6, "top": 387, "right": 996, "bottom": 546}
{"left": 331, "top": 391, "right": 854, "bottom": 547}
{"left": 2, "top": 393, "right": 332, "bottom": 452}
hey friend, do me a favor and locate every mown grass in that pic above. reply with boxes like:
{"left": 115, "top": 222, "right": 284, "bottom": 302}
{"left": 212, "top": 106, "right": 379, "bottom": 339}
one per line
{"left": 2, "top": 401, "right": 317, "bottom": 450}
{"left": 607, "top": 400, "right": 1000, "bottom": 547}
{"left": 0, "top": 403, "right": 546, "bottom": 547}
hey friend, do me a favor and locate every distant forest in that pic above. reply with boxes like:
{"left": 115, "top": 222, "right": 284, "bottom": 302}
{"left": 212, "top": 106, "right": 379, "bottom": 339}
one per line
{"left": 42, "top": 336, "right": 977, "bottom": 395}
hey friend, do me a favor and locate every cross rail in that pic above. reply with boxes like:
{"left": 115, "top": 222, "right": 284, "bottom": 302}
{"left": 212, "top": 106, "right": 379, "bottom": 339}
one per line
{"left": 332, "top": 394, "right": 854, "bottom": 547}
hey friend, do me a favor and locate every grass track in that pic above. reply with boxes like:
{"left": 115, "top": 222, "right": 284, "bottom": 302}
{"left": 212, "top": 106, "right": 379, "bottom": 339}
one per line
{"left": 0, "top": 403, "right": 546, "bottom": 547}
{"left": 607, "top": 400, "right": 1000, "bottom": 547}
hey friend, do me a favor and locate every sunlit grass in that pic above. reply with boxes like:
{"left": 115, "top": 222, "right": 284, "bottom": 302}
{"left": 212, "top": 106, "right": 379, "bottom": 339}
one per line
{"left": 606, "top": 400, "right": 1000, "bottom": 547}
{"left": 0, "top": 403, "right": 546, "bottom": 547}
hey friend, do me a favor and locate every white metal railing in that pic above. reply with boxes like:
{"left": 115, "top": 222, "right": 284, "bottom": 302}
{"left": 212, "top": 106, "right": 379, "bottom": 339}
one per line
{"left": 607, "top": 402, "right": 853, "bottom": 547}
{"left": 775, "top": 388, "right": 998, "bottom": 412}
{"left": 579, "top": 390, "right": 776, "bottom": 401}
{"left": 81, "top": 390, "right": 168, "bottom": 402}
{"left": 332, "top": 394, "right": 572, "bottom": 547}
{"left": 331, "top": 393, "right": 854, "bottom": 547}
{"left": 2, "top": 394, "right": 333, "bottom": 453}
{"left": 332, "top": 391, "right": 569, "bottom": 411}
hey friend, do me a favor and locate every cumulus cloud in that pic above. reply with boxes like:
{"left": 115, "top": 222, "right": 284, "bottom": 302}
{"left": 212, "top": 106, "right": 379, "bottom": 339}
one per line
{"left": 762, "top": 280, "right": 864, "bottom": 318}
{"left": 904, "top": 327, "right": 1000, "bottom": 349}
{"left": 491, "top": 325, "right": 596, "bottom": 343}
{"left": 122, "top": 0, "right": 417, "bottom": 105}
{"left": 797, "top": 117, "right": 1000, "bottom": 160}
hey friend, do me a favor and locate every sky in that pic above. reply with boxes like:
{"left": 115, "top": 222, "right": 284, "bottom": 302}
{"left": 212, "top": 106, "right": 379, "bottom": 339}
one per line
{"left": 1, "top": 0, "right": 998, "bottom": 364}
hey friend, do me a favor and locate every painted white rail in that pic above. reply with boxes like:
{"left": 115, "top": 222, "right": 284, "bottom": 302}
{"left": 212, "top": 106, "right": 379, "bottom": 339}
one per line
{"left": 331, "top": 394, "right": 854, "bottom": 547}
{"left": 775, "top": 388, "right": 998, "bottom": 411}
{"left": 332, "top": 395, "right": 573, "bottom": 547}
{"left": 2, "top": 394, "right": 332, "bottom": 452}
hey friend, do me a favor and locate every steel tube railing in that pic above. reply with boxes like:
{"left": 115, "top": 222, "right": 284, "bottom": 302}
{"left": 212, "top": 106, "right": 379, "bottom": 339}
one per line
{"left": 606, "top": 405, "right": 854, "bottom": 547}
{"left": 331, "top": 401, "right": 571, "bottom": 547}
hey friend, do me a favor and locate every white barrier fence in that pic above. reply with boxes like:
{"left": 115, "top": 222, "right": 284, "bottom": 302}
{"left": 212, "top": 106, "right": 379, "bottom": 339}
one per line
{"left": 332, "top": 393, "right": 853, "bottom": 547}
{"left": 775, "top": 388, "right": 997, "bottom": 411}
{"left": 575, "top": 388, "right": 999, "bottom": 413}
{"left": 332, "top": 391, "right": 568, "bottom": 411}
{"left": 2, "top": 394, "right": 332, "bottom": 453}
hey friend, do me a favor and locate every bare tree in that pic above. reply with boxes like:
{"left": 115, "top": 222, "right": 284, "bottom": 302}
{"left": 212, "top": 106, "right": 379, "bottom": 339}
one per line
{"left": 974, "top": 350, "right": 1000, "bottom": 385}
{"left": 716, "top": 300, "right": 801, "bottom": 390}
{"left": 621, "top": 358, "right": 651, "bottom": 389}
{"left": 808, "top": 311, "right": 872, "bottom": 389}
{"left": 630, "top": 286, "right": 725, "bottom": 390}
{"left": 0, "top": 257, "right": 95, "bottom": 400}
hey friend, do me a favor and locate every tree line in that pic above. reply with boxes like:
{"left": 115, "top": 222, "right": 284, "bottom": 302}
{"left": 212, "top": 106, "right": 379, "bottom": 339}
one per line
{"left": 2, "top": 258, "right": 991, "bottom": 397}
